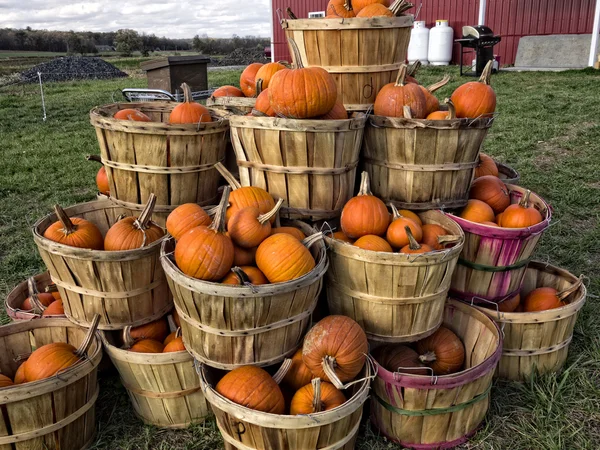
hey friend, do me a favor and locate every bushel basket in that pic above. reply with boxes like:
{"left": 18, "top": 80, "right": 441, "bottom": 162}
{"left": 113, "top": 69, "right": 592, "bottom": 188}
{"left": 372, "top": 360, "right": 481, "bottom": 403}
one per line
{"left": 5, "top": 272, "right": 64, "bottom": 320}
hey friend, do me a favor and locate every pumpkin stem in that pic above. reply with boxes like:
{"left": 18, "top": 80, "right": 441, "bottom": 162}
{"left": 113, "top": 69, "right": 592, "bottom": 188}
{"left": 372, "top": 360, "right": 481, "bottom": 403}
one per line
{"left": 255, "top": 78, "right": 264, "bottom": 98}
{"left": 287, "top": 38, "right": 304, "bottom": 69}
{"left": 312, "top": 378, "right": 323, "bottom": 413}
{"left": 390, "top": 0, "right": 414, "bottom": 15}
{"left": 231, "top": 266, "right": 252, "bottom": 286}
{"left": 444, "top": 99, "right": 457, "bottom": 120}
{"left": 394, "top": 64, "right": 408, "bottom": 87}
{"left": 557, "top": 276, "right": 584, "bottom": 302}
{"left": 135, "top": 193, "right": 157, "bottom": 230}
{"left": 437, "top": 234, "right": 462, "bottom": 246}
{"left": 54, "top": 204, "right": 76, "bottom": 235}
{"left": 45, "top": 284, "right": 59, "bottom": 294}
{"left": 418, "top": 351, "right": 437, "bottom": 364}
{"left": 272, "top": 358, "right": 293, "bottom": 384}
{"left": 344, "top": 0, "right": 353, "bottom": 11}
{"left": 286, "top": 7, "right": 298, "bottom": 19}
{"left": 389, "top": 203, "right": 402, "bottom": 221}
{"left": 426, "top": 74, "right": 451, "bottom": 93}
{"left": 322, "top": 355, "right": 345, "bottom": 389}
{"left": 175, "top": 327, "right": 182, "bottom": 338}
{"left": 26, "top": 277, "right": 45, "bottom": 313}
{"left": 518, "top": 189, "right": 532, "bottom": 208}
{"left": 209, "top": 186, "right": 231, "bottom": 233}
{"left": 406, "top": 60, "right": 421, "bottom": 77}
{"left": 405, "top": 226, "right": 422, "bottom": 250}
{"left": 76, "top": 314, "right": 100, "bottom": 357}
{"left": 302, "top": 232, "right": 324, "bottom": 249}
{"left": 181, "top": 82, "right": 193, "bottom": 103}
{"left": 86, "top": 154, "right": 103, "bottom": 164}
{"left": 479, "top": 60, "right": 494, "bottom": 85}
{"left": 214, "top": 162, "right": 242, "bottom": 190}
{"left": 258, "top": 198, "right": 284, "bottom": 225}
{"left": 357, "top": 171, "right": 373, "bottom": 196}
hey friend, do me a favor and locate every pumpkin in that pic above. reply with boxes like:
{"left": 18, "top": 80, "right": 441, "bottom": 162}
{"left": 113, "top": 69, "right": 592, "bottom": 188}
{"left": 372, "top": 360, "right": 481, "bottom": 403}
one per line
{"left": 483, "top": 221, "right": 499, "bottom": 227}
{"left": 129, "top": 339, "right": 165, "bottom": 353}
{"left": 269, "top": 40, "right": 337, "bottom": 119}
{"left": 43, "top": 205, "right": 104, "bottom": 250}
{"left": 498, "top": 190, "right": 543, "bottom": 228}
{"left": 374, "top": 64, "right": 427, "bottom": 119}
{"left": 474, "top": 153, "right": 499, "bottom": 178}
{"left": 0, "top": 374, "right": 13, "bottom": 388}
{"left": 42, "top": 299, "right": 65, "bottom": 316}
{"left": 104, "top": 194, "right": 164, "bottom": 251}
{"left": 175, "top": 188, "right": 235, "bottom": 281}
{"left": 24, "top": 342, "right": 80, "bottom": 382}
{"left": 282, "top": 349, "right": 314, "bottom": 391}
{"left": 113, "top": 108, "right": 151, "bottom": 122}
{"left": 426, "top": 99, "right": 457, "bottom": 121}
{"left": 233, "top": 244, "right": 257, "bottom": 266}
{"left": 126, "top": 318, "right": 169, "bottom": 344}
{"left": 319, "top": 99, "right": 348, "bottom": 120}
{"left": 523, "top": 288, "right": 564, "bottom": 312}
{"left": 215, "top": 163, "right": 277, "bottom": 223}
{"left": 371, "top": 344, "right": 429, "bottom": 375}
{"left": 216, "top": 365, "right": 285, "bottom": 414}
{"left": 354, "top": 235, "right": 393, "bottom": 252}
{"left": 166, "top": 203, "right": 211, "bottom": 241}
{"left": 421, "top": 224, "right": 448, "bottom": 250}
{"left": 255, "top": 62, "right": 287, "bottom": 90}
{"left": 228, "top": 199, "right": 283, "bottom": 248}
{"left": 169, "top": 83, "right": 212, "bottom": 124}
{"left": 302, "top": 315, "right": 368, "bottom": 384}
{"left": 163, "top": 331, "right": 186, "bottom": 353}
{"left": 497, "top": 294, "right": 521, "bottom": 312}
{"left": 14, "top": 363, "right": 27, "bottom": 384}
{"left": 96, "top": 166, "right": 109, "bottom": 195}
{"left": 326, "top": 0, "right": 355, "bottom": 18}
{"left": 221, "top": 266, "right": 269, "bottom": 285}
{"left": 459, "top": 199, "right": 495, "bottom": 224}
{"left": 356, "top": 3, "right": 392, "bottom": 17}
{"left": 47, "top": 285, "right": 61, "bottom": 301}
{"left": 332, "top": 231, "right": 354, "bottom": 243}
{"left": 240, "top": 63, "right": 264, "bottom": 97}
{"left": 164, "top": 331, "right": 177, "bottom": 346}
{"left": 451, "top": 60, "right": 496, "bottom": 118}
{"left": 416, "top": 326, "right": 465, "bottom": 375}
{"left": 270, "top": 226, "right": 305, "bottom": 241}
{"left": 253, "top": 87, "right": 276, "bottom": 117}
{"left": 290, "top": 379, "right": 346, "bottom": 415}
{"left": 386, "top": 204, "right": 423, "bottom": 249}
{"left": 352, "top": 0, "right": 389, "bottom": 13}
{"left": 256, "top": 233, "right": 317, "bottom": 283}
{"left": 418, "top": 75, "right": 451, "bottom": 115}
{"left": 211, "top": 85, "right": 244, "bottom": 98}
{"left": 340, "top": 171, "right": 390, "bottom": 239}
{"left": 469, "top": 175, "right": 510, "bottom": 215}
{"left": 397, "top": 209, "right": 422, "bottom": 226}
{"left": 22, "top": 280, "right": 54, "bottom": 310}
{"left": 400, "top": 226, "right": 433, "bottom": 254}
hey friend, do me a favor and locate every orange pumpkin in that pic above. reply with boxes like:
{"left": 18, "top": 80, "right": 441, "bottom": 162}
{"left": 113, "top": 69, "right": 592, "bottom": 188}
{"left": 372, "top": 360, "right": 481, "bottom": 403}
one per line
{"left": 302, "top": 315, "right": 368, "bottom": 383}
{"left": 326, "top": 0, "right": 355, "bottom": 18}
{"left": 498, "top": 190, "right": 543, "bottom": 228}
{"left": 24, "top": 342, "right": 80, "bottom": 381}
{"left": 42, "top": 299, "right": 65, "bottom": 316}
{"left": 129, "top": 339, "right": 165, "bottom": 353}
{"left": 469, "top": 175, "right": 510, "bottom": 215}
{"left": 270, "top": 226, "right": 305, "bottom": 241}
{"left": 233, "top": 244, "right": 257, "bottom": 266}
{"left": 211, "top": 85, "right": 244, "bottom": 98}
{"left": 332, "top": 231, "right": 354, "bottom": 243}
{"left": 421, "top": 223, "right": 448, "bottom": 250}
{"left": 240, "top": 63, "right": 264, "bottom": 97}
{"left": 164, "top": 331, "right": 178, "bottom": 346}
{"left": 282, "top": 348, "right": 314, "bottom": 391}
{"left": 356, "top": 3, "right": 392, "bottom": 17}
{"left": 169, "top": 83, "right": 212, "bottom": 124}
{"left": 451, "top": 60, "right": 496, "bottom": 118}
{"left": 163, "top": 335, "right": 186, "bottom": 353}
{"left": 397, "top": 209, "right": 422, "bottom": 226}
{"left": 256, "top": 233, "right": 316, "bottom": 283}
{"left": 497, "top": 294, "right": 521, "bottom": 312}
{"left": 354, "top": 235, "right": 393, "bottom": 252}
{"left": 340, "top": 172, "right": 390, "bottom": 239}
{"left": 253, "top": 87, "right": 276, "bottom": 117}
{"left": 255, "top": 62, "right": 287, "bottom": 90}
{"left": 352, "top": 0, "right": 389, "bottom": 13}
{"left": 0, "top": 374, "right": 13, "bottom": 388}
{"left": 47, "top": 285, "right": 61, "bottom": 301}
{"left": 400, "top": 226, "right": 433, "bottom": 254}
{"left": 416, "top": 326, "right": 465, "bottom": 375}
{"left": 374, "top": 65, "right": 427, "bottom": 119}
{"left": 418, "top": 75, "right": 451, "bottom": 115}
{"left": 175, "top": 188, "right": 235, "bottom": 281}
{"left": 372, "top": 344, "right": 429, "bottom": 375}
{"left": 166, "top": 203, "right": 211, "bottom": 241}
{"left": 426, "top": 99, "right": 457, "bottom": 121}
{"left": 127, "top": 318, "right": 169, "bottom": 343}
{"left": 113, "top": 108, "right": 151, "bottom": 121}
{"left": 459, "top": 199, "right": 495, "bottom": 224}
{"left": 221, "top": 266, "right": 269, "bottom": 285}
{"left": 523, "top": 288, "right": 564, "bottom": 312}
{"left": 22, "top": 287, "right": 54, "bottom": 310}
{"left": 96, "top": 166, "right": 109, "bottom": 195}
{"left": 44, "top": 205, "right": 104, "bottom": 250}
{"left": 290, "top": 379, "right": 346, "bottom": 415}
{"left": 216, "top": 366, "right": 285, "bottom": 414}
{"left": 386, "top": 205, "right": 423, "bottom": 249}
{"left": 104, "top": 194, "right": 164, "bottom": 251}
{"left": 483, "top": 221, "right": 499, "bottom": 227}
{"left": 14, "top": 362, "right": 27, "bottom": 384}
{"left": 474, "top": 153, "right": 499, "bottom": 178}
{"left": 228, "top": 199, "right": 283, "bottom": 248}
{"left": 319, "top": 99, "right": 348, "bottom": 120}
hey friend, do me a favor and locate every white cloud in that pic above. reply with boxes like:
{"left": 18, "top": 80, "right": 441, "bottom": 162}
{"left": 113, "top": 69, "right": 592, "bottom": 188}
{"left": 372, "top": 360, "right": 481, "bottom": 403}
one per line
{"left": 1, "top": 0, "right": 272, "bottom": 38}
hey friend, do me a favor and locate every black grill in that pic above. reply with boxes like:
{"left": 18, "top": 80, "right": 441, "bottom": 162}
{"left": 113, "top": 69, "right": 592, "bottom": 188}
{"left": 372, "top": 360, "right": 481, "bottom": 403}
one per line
{"left": 455, "top": 25, "right": 501, "bottom": 76}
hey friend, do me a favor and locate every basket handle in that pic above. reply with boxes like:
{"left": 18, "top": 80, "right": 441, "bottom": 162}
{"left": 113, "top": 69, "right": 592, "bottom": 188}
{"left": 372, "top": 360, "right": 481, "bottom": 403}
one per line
{"left": 26, "top": 277, "right": 46, "bottom": 314}
{"left": 272, "top": 358, "right": 293, "bottom": 384}
{"left": 75, "top": 314, "right": 100, "bottom": 358}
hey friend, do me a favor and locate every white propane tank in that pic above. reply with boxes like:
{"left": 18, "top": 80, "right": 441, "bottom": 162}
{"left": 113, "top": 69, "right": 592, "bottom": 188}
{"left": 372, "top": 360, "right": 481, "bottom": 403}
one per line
{"left": 428, "top": 20, "right": 454, "bottom": 66}
{"left": 407, "top": 21, "right": 430, "bottom": 65}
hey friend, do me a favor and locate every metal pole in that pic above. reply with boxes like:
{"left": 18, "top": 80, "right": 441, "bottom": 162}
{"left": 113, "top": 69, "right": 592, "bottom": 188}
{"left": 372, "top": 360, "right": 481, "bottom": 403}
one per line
{"left": 37, "top": 72, "right": 47, "bottom": 122}
{"left": 589, "top": 0, "right": 600, "bottom": 67}
{"left": 478, "top": 0, "right": 487, "bottom": 25}
{"left": 269, "top": 1, "right": 276, "bottom": 62}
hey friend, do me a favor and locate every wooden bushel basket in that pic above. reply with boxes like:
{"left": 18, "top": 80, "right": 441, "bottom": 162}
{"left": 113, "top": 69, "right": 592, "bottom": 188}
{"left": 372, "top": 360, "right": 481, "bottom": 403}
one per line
{"left": 200, "top": 362, "right": 372, "bottom": 450}
{"left": 325, "top": 210, "right": 464, "bottom": 344}
{"left": 100, "top": 334, "right": 211, "bottom": 428}
{"left": 363, "top": 113, "right": 493, "bottom": 210}
{"left": 0, "top": 318, "right": 102, "bottom": 450}
{"left": 5, "top": 272, "right": 65, "bottom": 320}
{"left": 497, "top": 161, "right": 520, "bottom": 185}
{"left": 206, "top": 96, "right": 256, "bottom": 115}
{"left": 371, "top": 299, "right": 502, "bottom": 449}
{"left": 160, "top": 221, "right": 328, "bottom": 369}
{"left": 230, "top": 114, "right": 367, "bottom": 221}
{"left": 448, "top": 186, "right": 552, "bottom": 305}
{"left": 90, "top": 102, "right": 229, "bottom": 224}
{"left": 475, "top": 261, "right": 586, "bottom": 381}
{"left": 281, "top": 15, "right": 413, "bottom": 111}
{"left": 32, "top": 200, "right": 172, "bottom": 330}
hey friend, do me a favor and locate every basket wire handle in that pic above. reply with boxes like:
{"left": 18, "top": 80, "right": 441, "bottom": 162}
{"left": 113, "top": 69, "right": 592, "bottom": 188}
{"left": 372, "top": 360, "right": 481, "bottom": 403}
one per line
{"left": 25, "top": 277, "right": 46, "bottom": 314}
{"left": 272, "top": 358, "right": 293, "bottom": 384}
{"left": 76, "top": 314, "right": 101, "bottom": 358}
{"left": 471, "top": 296, "right": 506, "bottom": 337}
{"left": 393, "top": 365, "right": 435, "bottom": 383}
{"left": 322, "top": 353, "right": 377, "bottom": 390}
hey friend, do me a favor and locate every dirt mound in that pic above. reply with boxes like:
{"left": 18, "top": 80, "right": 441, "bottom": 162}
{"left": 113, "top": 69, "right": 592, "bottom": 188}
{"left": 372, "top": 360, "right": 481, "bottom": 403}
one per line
{"left": 21, "top": 56, "right": 127, "bottom": 82}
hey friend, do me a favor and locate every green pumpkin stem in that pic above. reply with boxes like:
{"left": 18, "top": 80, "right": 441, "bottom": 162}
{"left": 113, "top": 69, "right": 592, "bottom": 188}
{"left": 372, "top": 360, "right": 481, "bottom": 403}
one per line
{"left": 54, "top": 204, "right": 76, "bottom": 235}
{"left": 405, "top": 226, "right": 422, "bottom": 251}
{"left": 272, "top": 358, "right": 293, "bottom": 384}
{"left": 426, "top": 74, "right": 451, "bottom": 93}
{"left": 358, "top": 171, "right": 373, "bottom": 196}
{"left": 479, "top": 60, "right": 493, "bottom": 85}
{"left": 210, "top": 186, "right": 231, "bottom": 233}
{"left": 419, "top": 350, "right": 437, "bottom": 364}
{"left": 181, "top": 82, "right": 193, "bottom": 103}
{"left": 135, "top": 193, "right": 157, "bottom": 230}
{"left": 214, "top": 162, "right": 242, "bottom": 190}
{"left": 287, "top": 38, "right": 304, "bottom": 69}
{"left": 394, "top": 64, "right": 408, "bottom": 87}
{"left": 76, "top": 314, "right": 100, "bottom": 357}
{"left": 259, "top": 198, "right": 284, "bottom": 225}
{"left": 312, "top": 378, "right": 323, "bottom": 413}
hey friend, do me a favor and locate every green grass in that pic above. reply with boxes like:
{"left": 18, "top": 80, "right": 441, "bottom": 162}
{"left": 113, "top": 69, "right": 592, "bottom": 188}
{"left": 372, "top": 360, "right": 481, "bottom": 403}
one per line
{"left": 0, "top": 51, "right": 67, "bottom": 58}
{"left": 0, "top": 65, "right": 599, "bottom": 449}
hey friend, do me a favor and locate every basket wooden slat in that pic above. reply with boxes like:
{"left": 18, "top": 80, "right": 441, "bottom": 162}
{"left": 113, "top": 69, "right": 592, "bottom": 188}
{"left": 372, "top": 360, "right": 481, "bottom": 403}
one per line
{"left": 230, "top": 114, "right": 366, "bottom": 221}
{"left": 200, "top": 362, "right": 371, "bottom": 449}
{"left": 449, "top": 186, "right": 552, "bottom": 304}
{"left": 90, "top": 102, "right": 229, "bottom": 219}
{"left": 5, "top": 272, "right": 66, "bottom": 321}
{"left": 497, "top": 161, "right": 520, "bottom": 185}
{"left": 475, "top": 261, "right": 586, "bottom": 381}
{"left": 371, "top": 299, "right": 502, "bottom": 449}
{"left": 363, "top": 115, "right": 493, "bottom": 210}
{"left": 206, "top": 97, "right": 256, "bottom": 114}
{"left": 326, "top": 211, "right": 464, "bottom": 344}
{"left": 160, "top": 221, "right": 328, "bottom": 369}
{"left": 0, "top": 319, "right": 102, "bottom": 450}
{"left": 32, "top": 200, "right": 172, "bottom": 330}
{"left": 100, "top": 334, "right": 210, "bottom": 428}
{"left": 282, "top": 16, "right": 413, "bottom": 111}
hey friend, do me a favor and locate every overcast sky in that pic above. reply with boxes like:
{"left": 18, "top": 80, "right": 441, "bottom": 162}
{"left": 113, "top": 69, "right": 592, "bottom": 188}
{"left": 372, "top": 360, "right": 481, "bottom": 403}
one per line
{"left": 1, "top": 0, "right": 273, "bottom": 38}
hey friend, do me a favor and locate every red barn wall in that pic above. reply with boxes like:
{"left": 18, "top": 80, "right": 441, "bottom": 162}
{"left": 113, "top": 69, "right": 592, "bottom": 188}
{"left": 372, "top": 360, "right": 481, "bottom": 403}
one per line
{"left": 271, "top": 0, "right": 597, "bottom": 66}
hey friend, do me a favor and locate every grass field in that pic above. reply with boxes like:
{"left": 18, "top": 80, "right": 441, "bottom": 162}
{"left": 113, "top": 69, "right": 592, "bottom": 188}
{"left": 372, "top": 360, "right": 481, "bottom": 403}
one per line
{"left": 0, "top": 63, "right": 599, "bottom": 449}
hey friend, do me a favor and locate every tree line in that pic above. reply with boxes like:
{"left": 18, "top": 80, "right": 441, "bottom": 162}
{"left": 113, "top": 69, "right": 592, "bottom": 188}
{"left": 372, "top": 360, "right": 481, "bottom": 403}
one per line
{"left": 0, "top": 27, "right": 270, "bottom": 56}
